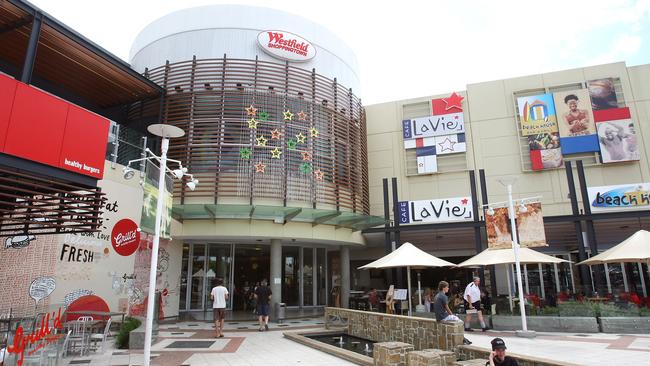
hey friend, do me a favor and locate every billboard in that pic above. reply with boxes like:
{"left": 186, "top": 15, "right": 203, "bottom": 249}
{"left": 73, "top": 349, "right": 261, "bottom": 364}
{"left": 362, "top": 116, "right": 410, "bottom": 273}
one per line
{"left": 398, "top": 197, "right": 473, "bottom": 224}
{"left": 588, "top": 78, "right": 618, "bottom": 111}
{"left": 594, "top": 107, "right": 639, "bottom": 163}
{"left": 517, "top": 93, "right": 558, "bottom": 136}
{"left": 0, "top": 73, "right": 109, "bottom": 179}
{"left": 587, "top": 183, "right": 650, "bottom": 212}
{"left": 553, "top": 89, "right": 599, "bottom": 154}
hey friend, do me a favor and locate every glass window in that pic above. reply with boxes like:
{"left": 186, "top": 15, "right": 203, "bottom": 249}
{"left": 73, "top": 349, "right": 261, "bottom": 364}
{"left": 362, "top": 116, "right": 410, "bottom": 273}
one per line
{"left": 303, "top": 248, "right": 313, "bottom": 306}
{"left": 317, "top": 248, "right": 327, "bottom": 305}
{"left": 180, "top": 243, "right": 190, "bottom": 311}
{"left": 190, "top": 244, "right": 206, "bottom": 309}
{"left": 282, "top": 246, "right": 300, "bottom": 306}
{"left": 206, "top": 244, "right": 233, "bottom": 309}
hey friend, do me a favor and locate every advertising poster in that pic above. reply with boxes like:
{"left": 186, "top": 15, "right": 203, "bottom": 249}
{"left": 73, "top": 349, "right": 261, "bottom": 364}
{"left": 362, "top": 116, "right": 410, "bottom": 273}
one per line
{"left": 516, "top": 202, "right": 547, "bottom": 248}
{"left": 485, "top": 207, "right": 512, "bottom": 249}
{"left": 527, "top": 132, "right": 560, "bottom": 151}
{"left": 517, "top": 93, "right": 558, "bottom": 136}
{"left": 553, "top": 89, "right": 599, "bottom": 154}
{"left": 530, "top": 148, "right": 563, "bottom": 171}
{"left": 587, "top": 182, "right": 650, "bottom": 212}
{"left": 588, "top": 78, "right": 618, "bottom": 110}
{"left": 594, "top": 107, "right": 639, "bottom": 163}
{"left": 140, "top": 161, "right": 174, "bottom": 238}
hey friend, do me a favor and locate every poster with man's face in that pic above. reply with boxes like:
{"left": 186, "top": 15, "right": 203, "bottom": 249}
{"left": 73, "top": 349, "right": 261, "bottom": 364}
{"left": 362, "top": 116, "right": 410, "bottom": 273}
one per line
{"left": 588, "top": 78, "right": 618, "bottom": 110}
{"left": 553, "top": 89, "right": 596, "bottom": 137}
{"left": 596, "top": 119, "right": 640, "bottom": 163}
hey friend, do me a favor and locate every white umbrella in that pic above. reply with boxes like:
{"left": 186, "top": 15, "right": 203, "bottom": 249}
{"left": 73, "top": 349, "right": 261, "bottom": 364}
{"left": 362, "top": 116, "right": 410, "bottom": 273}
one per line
{"left": 457, "top": 247, "right": 569, "bottom": 267}
{"left": 358, "top": 242, "right": 456, "bottom": 316}
{"left": 578, "top": 229, "right": 650, "bottom": 265}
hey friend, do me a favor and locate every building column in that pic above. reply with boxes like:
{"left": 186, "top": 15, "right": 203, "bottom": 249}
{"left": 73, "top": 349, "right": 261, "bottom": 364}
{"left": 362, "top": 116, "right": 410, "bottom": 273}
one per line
{"left": 270, "top": 239, "right": 282, "bottom": 310}
{"left": 340, "top": 246, "right": 350, "bottom": 308}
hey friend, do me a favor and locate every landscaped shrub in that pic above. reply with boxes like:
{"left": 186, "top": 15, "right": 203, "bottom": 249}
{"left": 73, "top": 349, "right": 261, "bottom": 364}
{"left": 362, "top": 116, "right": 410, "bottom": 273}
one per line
{"left": 116, "top": 317, "right": 142, "bottom": 349}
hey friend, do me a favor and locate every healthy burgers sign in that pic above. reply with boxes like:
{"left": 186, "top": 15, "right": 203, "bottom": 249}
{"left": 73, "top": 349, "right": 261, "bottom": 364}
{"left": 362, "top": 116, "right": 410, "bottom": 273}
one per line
{"left": 258, "top": 30, "right": 316, "bottom": 62}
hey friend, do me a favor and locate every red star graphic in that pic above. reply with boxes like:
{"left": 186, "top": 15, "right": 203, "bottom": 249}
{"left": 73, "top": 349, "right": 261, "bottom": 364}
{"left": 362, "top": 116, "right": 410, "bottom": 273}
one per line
{"left": 271, "top": 129, "right": 282, "bottom": 139}
{"left": 442, "top": 92, "right": 464, "bottom": 111}
{"left": 301, "top": 151, "right": 312, "bottom": 161}
{"left": 297, "top": 111, "right": 307, "bottom": 121}
{"left": 314, "top": 169, "right": 324, "bottom": 181}
{"left": 254, "top": 162, "right": 266, "bottom": 173}
{"left": 461, "top": 198, "right": 468, "bottom": 205}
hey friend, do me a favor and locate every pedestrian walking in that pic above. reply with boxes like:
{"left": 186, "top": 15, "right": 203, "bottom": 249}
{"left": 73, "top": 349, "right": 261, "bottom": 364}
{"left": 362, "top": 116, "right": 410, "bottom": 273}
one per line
{"left": 463, "top": 276, "right": 489, "bottom": 331}
{"left": 210, "top": 277, "right": 229, "bottom": 338}
{"left": 254, "top": 279, "right": 272, "bottom": 331}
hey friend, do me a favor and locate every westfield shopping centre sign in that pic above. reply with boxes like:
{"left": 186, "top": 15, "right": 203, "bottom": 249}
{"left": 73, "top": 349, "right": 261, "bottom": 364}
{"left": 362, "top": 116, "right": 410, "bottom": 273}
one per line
{"left": 257, "top": 31, "right": 316, "bottom": 62}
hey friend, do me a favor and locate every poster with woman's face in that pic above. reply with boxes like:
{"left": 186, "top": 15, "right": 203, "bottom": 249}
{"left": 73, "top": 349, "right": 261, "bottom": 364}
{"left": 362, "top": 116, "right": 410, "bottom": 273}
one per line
{"left": 596, "top": 119, "right": 640, "bottom": 163}
{"left": 552, "top": 89, "right": 596, "bottom": 137}
{"left": 588, "top": 78, "right": 618, "bottom": 110}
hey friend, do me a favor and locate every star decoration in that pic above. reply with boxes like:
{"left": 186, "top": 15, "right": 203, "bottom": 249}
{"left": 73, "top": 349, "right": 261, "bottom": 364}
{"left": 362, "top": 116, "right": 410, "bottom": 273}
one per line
{"left": 256, "top": 135, "right": 268, "bottom": 147}
{"left": 301, "top": 151, "right": 312, "bottom": 161}
{"left": 246, "top": 104, "right": 257, "bottom": 116}
{"left": 314, "top": 169, "right": 324, "bottom": 181}
{"left": 248, "top": 118, "right": 259, "bottom": 129}
{"left": 239, "top": 147, "right": 251, "bottom": 160}
{"left": 309, "top": 127, "right": 319, "bottom": 138}
{"left": 271, "top": 147, "right": 282, "bottom": 159}
{"left": 296, "top": 133, "right": 307, "bottom": 144}
{"left": 299, "top": 162, "right": 312, "bottom": 174}
{"left": 283, "top": 109, "right": 294, "bottom": 121}
{"left": 271, "top": 129, "right": 282, "bottom": 139}
{"left": 297, "top": 111, "right": 307, "bottom": 121}
{"left": 461, "top": 198, "right": 469, "bottom": 205}
{"left": 442, "top": 92, "right": 464, "bottom": 111}
{"left": 254, "top": 162, "right": 266, "bottom": 173}
{"left": 438, "top": 137, "right": 457, "bottom": 152}
{"left": 258, "top": 111, "right": 269, "bottom": 121}
{"left": 287, "top": 139, "right": 297, "bottom": 150}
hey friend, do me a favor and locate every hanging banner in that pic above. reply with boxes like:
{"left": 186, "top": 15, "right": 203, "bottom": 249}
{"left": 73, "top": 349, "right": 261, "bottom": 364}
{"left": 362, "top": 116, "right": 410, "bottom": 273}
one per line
{"left": 485, "top": 206, "right": 512, "bottom": 249}
{"left": 398, "top": 197, "right": 473, "bottom": 224}
{"left": 517, "top": 93, "right": 558, "bottom": 136}
{"left": 516, "top": 202, "right": 547, "bottom": 248}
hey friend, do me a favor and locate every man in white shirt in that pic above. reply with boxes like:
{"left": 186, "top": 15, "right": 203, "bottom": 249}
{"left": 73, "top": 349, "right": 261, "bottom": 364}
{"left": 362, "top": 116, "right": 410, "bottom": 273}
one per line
{"left": 210, "top": 277, "right": 229, "bottom": 338}
{"left": 464, "top": 276, "right": 488, "bottom": 332}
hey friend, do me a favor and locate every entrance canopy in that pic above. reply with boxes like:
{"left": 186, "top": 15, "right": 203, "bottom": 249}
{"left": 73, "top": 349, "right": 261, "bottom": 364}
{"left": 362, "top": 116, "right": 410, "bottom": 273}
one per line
{"left": 579, "top": 229, "right": 650, "bottom": 265}
{"left": 457, "top": 247, "right": 569, "bottom": 267}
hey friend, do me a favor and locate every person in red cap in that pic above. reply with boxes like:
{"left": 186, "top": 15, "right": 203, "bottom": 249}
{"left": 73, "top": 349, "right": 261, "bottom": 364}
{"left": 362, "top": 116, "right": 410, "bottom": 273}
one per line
{"left": 488, "top": 338, "right": 518, "bottom": 366}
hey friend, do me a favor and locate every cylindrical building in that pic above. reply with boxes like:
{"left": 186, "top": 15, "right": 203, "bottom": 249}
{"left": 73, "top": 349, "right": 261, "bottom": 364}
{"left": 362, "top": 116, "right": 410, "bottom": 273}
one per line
{"left": 130, "top": 5, "right": 379, "bottom": 313}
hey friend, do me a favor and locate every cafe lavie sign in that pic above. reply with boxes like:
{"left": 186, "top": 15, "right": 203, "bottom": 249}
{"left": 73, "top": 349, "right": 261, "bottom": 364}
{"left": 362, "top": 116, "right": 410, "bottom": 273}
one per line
{"left": 257, "top": 30, "right": 316, "bottom": 62}
{"left": 587, "top": 182, "right": 650, "bottom": 213}
{"left": 398, "top": 196, "right": 473, "bottom": 224}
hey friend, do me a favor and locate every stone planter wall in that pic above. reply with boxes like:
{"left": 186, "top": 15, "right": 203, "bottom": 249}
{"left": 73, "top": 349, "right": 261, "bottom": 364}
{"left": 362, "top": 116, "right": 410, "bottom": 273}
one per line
{"left": 491, "top": 315, "right": 599, "bottom": 333}
{"left": 457, "top": 345, "right": 582, "bottom": 366}
{"left": 599, "top": 317, "right": 650, "bottom": 333}
{"left": 325, "top": 307, "right": 464, "bottom": 351}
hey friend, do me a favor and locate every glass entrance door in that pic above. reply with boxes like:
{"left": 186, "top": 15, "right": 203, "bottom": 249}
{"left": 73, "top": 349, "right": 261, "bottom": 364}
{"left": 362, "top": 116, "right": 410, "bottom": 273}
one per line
{"left": 185, "top": 243, "right": 233, "bottom": 311}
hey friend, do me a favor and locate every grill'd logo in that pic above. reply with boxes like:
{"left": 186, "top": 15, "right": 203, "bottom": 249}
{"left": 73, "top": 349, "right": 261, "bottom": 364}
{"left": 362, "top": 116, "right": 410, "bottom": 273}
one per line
{"left": 257, "top": 30, "right": 316, "bottom": 62}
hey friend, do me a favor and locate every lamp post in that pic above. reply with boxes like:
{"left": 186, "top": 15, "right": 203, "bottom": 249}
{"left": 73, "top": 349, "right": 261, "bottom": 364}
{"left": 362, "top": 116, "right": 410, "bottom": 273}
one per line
{"left": 143, "top": 124, "right": 184, "bottom": 366}
{"left": 499, "top": 178, "right": 535, "bottom": 338}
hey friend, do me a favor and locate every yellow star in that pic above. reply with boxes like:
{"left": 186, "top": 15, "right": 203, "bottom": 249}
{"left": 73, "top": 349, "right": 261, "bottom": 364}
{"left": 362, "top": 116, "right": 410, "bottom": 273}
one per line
{"left": 246, "top": 105, "right": 257, "bottom": 116}
{"left": 254, "top": 162, "right": 266, "bottom": 173}
{"left": 296, "top": 133, "right": 306, "bottom": 143}
{"left": 309, "top": 127, "right": 318, "bottom": 138}
{"left": 248, "top": 118, "right": 259, "bottom": 129}
{"left": 256, "top": 135, "right": 267, "bottom": 146}
{"left": 271, "top": 147, "right": 282, "bottom": 159}
{"left": 283, "top": 109, "right": 294, "bottom": 121}
{"left": 297, "top": 111, "right": 307, "bottom": 121}
{"left": 314, "top": 169, "right": 324, "bottom": 181}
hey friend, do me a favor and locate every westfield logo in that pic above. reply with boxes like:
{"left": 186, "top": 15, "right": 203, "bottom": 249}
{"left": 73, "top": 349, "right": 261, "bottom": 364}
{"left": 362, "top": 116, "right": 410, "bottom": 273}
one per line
{"left": 257, "top": 30, "right": 316, "bottom": 62}
{"left": 266, "top": 32, "right": 309, "bottom": 55}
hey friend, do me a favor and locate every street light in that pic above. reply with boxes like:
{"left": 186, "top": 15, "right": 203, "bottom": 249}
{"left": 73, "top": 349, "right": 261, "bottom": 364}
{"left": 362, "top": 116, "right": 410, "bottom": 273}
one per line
{"left": 123, "top": 124, "right": 196, "bottom": 366}
{"left": 498, "top": 177, "right": 536, "bottom": 338}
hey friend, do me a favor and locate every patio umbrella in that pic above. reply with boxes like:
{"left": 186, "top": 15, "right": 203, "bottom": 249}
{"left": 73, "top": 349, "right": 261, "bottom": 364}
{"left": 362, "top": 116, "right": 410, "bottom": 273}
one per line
{"left": 578, "top": 229, "right": 650, "bottom": 265}
{"left": 358, "top": 242, "right": 456, "bottom": 316}
{"left": 457, "top": 247, "right": 569, "bottom": 267}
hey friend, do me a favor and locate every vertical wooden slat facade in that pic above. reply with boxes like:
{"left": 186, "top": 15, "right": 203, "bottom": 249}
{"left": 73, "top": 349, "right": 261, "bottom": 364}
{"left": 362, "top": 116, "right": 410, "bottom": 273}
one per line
{"left": 146, "top": 57, "right": 369, "bottom": 214}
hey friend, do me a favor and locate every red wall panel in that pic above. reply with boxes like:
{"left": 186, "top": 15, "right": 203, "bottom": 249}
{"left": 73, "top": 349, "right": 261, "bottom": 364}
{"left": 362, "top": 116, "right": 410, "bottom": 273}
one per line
{"left": 59, "top": 105, "right": 109, "bottom": 179}
{"left": 0, "top": 74, "right": 18, "bottom": 152}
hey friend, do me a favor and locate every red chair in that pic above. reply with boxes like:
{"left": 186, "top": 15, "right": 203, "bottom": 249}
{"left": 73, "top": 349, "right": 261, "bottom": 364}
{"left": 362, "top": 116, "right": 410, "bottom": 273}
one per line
{"left": 629, "top": 292, "right": 641, "bottom": 306}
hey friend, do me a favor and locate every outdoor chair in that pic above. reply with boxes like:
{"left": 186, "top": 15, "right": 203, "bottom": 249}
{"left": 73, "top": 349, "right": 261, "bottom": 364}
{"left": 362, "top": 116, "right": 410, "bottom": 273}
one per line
{"left": 90, "top": 318, "right": 111, "bottom": 353}
{"left": 67, "top": 316, "right": 93, "bottom": 356}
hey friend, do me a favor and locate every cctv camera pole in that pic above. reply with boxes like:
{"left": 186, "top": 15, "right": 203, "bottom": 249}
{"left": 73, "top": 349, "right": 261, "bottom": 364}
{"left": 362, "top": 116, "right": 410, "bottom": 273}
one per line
{"left": 143, "top": 124, "right": 184, "bottom": 366}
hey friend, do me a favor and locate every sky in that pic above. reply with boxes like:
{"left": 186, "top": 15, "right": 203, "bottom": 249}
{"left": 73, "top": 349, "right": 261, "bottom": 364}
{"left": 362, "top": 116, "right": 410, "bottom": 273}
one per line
{"left": 29, "top": 0, "right": 650, "bottom": 105}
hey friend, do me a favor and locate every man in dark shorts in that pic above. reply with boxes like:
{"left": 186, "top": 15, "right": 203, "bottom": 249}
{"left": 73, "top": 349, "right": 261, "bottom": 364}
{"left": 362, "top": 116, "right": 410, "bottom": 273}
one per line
{"left": 254, "top": 279, "right": 272, "bottom": 331}
{"left": 210, "top": 278, "right": 229, "bottom": 338}
{"left": 464, "top": 276, "right": 488, "bottom": 331}
{"left": 487, "top": 338, "right": 518, "bottom": 366}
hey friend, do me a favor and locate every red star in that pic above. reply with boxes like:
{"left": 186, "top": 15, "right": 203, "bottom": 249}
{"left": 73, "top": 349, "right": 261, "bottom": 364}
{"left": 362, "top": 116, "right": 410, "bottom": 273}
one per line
{"left": 254, "top": 162, "right": 266, "bottom": 173}
{"left": 297, "top": 111, "right": 307, "bottom": 121}
{"left": 314, "top": 169, "right": 324, "bottom": 181}
{"left": 461, "top": 198, "right": 468, "bottom": 205}
{"left": 271, "top": 129, "right": 282, "bottom": 139}
{"left": 442, "top": 92, "right": 464, "bottom": 111}
{"left": 301, "top": 151, "right": 312, "bottom": 161}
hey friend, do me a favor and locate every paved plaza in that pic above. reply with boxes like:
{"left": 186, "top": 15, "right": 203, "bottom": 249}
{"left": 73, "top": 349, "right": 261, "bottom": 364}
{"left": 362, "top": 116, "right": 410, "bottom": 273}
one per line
{"left": 49, "top": 317, "right": 650, "bottom": 366}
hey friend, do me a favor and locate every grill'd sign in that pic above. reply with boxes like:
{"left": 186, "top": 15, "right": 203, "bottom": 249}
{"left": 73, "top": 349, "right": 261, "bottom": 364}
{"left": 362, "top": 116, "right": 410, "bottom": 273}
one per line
{"left": 257, "top": 31, "right": 316, "bottom": 62}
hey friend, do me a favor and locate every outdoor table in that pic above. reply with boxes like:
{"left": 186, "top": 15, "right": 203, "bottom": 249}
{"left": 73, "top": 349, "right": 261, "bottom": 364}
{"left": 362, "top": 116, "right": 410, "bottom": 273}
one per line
{"left": 64, "top": 310, "right": 126, "bottom": 325}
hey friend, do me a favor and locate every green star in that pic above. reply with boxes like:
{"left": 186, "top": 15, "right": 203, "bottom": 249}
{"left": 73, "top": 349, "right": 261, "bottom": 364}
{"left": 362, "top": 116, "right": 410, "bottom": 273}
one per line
{"left": 299, "top": 162, "right": 313, "bottom": 174}
{"left": 287, "top": 139, "right": 297, "bottom": 150}
{"left": 258, "top": 111, "right": 269, "bottom": 121}
{"left": 239, "top": 147, "right": 251, "bottom": 160}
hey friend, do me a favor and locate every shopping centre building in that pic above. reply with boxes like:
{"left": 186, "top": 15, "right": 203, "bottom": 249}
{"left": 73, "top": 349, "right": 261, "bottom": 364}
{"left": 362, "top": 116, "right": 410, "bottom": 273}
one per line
{"left": 1, "top": 1, "right": 649, "bottom": 320}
